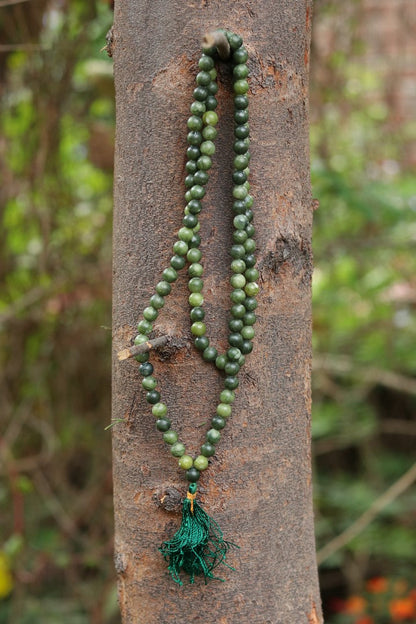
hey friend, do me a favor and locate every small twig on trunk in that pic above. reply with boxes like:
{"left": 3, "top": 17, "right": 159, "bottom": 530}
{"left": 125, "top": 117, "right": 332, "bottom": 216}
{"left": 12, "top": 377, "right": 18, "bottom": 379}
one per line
{"left": 117, "top": 335, "right": 170, "bottom": 361}
{"left": 202, "top": 30, "right": 230, "bottom": 60}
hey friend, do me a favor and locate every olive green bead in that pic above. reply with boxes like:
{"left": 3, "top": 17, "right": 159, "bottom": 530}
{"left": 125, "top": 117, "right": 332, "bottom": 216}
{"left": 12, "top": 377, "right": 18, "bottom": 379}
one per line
{"left": 156, "top": 281, "right": 172, "bottom": 296}
{"left": 152, "top": 402, "right": 167, "bottom": 417}
{"left": 244, "top": 296, "right": 258, "bottom": 311}
{"left": 179, "top": 455, "right": 194, "bottom": 470}
{"left": 201, "top": 442, "right": 215, "bottom": 457}
{"left": 193, "top": 455, "right": 209, "bottom": 471}
{"left": 194, "top": 170, "right": 209, "bottom": 185}
{"left": 188, "top": 277, "right": 203, "bottom": 292}
{"left": 209, "top": 68, "right": 217, "bottom": 80}
{"left": 191, "top": 321, "right": 206, "bottom": 336}
{"left": 190, "top": 101, "right": 206, "bottom": 115}
{"left": 241, "top": 325, "right": 255, "bottom": 340}
{"left": 142, "top": 376, "right": 157, "bottom": 390}
{"left": 178, "top": 226, "right": 194, "bottom": 242}
{"left": 163, "top": 430, "right": 178, "bottom": 445}
{"left": 245, "top": 281, "right": 259, "bottom": 296}
{"left": 190, "top": 185, "right": 205, "bottom": 200}
{"left": 143, "top": 306, "right": 158, "bottom": 321}
{"left": 185, "top": 174, "right": 194, "bottom": 188}
{"left": 203, "top": 110, "right": 218, "bottom": 126}
{"left": 162, "top": 267, "right": 178, "bottom": 283}
{"left": 190, "top": 233, "right": 201, "bottom": 248}
{"left": 229, "top": 318, "right": 243, "bottom": 332}
{"left": 234, "top": 154, "right": 250, "bottom": 170}
{"left": 137, "top": 319, "right": 152, "bottom": 334}
{"left": 220, "top": 389, "right": 235, "bottom": 404}
{"left": 186, "top": 468, "right": 200, "bottom": 482}
{"left": 206, "top": 428, "right": 221, "bottom": 444}
{"left": 171, "top": 442, "right": 186, "bottom": 457}
{"left": 186, "top": 160, "right": 198, "bottom": 173}
{"left": 230, "top": 273, "right": 246, "bottom": 289}
{"left": 200, "top": 140, "right": 215, "bottom": 156}
{"left": 238, "top": 354, "right": 246, "bottom": 367}
{"left": 244, "top": 238, "right": 256, "bottom": 253}
{"left": 171, "top": 255, "right": 186, "bottom": 270}
{"left": 227, "top": 347, "right": 241, "bottom": 361}
{"left": 134, "top": 334, "right": 148, "bottom": 346}
{"left": 194, "top": 86, "right": 208, "bottom": 101}
{"left": 187, "top": 130, "right": 203, "bottom": 146}
{"left": 233, "top": 229, "right": 248, "bottom": 244}
{"left": 233, "top": 63, "right": 249, "bottom": 79}
{"left": 187, "top": 247, "right": 202, "bottom": 263}
{"left": 231, "top": 303, "right": 246, "bottom": 318}
{"left": 187, "top": 199, "right": 202, "bottom": 214}
{"left": 215, "top": 354, "right": 227, "bottom": 370}
{"left": 216, "top": 403, "right": 232, "bottom": 418}
{"left": 230, "top": 288, "right": 246, "bottom": 304}
{"left": 231, "top": 258, "right": 246, "bottom": 273}
{"left": 188, "top": 262, "right": 203, "bottom": 277}
{"left": 149, "top": 293, "right": 164, "bottom": 309}
{"left": 198, "top": 55, "right": 214, "bottom": 71}
{"left": 228, "top": 32, "right": 243, "bottom": 49}
{"left": 202, "top": 125, "right": 217, "bottom": 141}
{"left": 187, "top": 115, "right": 203, "bottom": 131}
{"left": 187, "top": 146, "right": 200, "bottom": 161}
{"left": 197, "top": 155, "right": 212, "bottom": 170}
{"left": 233, "top": 79, "right": 249, "bottom": 94}
{"left": 189, "top": 292, "right": 204, "bottom": 307}
{"left": 134, "top": 352, "right": 149, "bottom": 363}
{"left": 245, "top": 267, "right": 259, "bottom": 282}
{"left": 230, "top": 244, "right": 246, "bottom": 259}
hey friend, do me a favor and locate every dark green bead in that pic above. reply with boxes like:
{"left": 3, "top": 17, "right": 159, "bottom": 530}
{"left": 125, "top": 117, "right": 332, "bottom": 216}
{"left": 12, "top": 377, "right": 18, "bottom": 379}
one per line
{"left": 163, "top": 430, "right": 178, "bottom": 445}
{"left": 234, "top": 139, "right": 249, "bottom": 154}
{"left": 230, "top": 288, "right": 246, "bottom": 304}
{"left": 228, "top": 332, "right": 244, "bottom": 348}
{"left": 233, "top": 63, "right": 249, "bottom": 79}
{"left": 187, "top": 199, "right": 202, "bottom": 214}
{"left": 227, "top": 347, "right": 241, "bottom": 361}
{"left": 187, "top": 146, "right": 200, "bottom": 160}
{"left": 215, "top": 354, "right": 227, "bottom": 370}
{"left": 225, "top": 361, "right": 240, "bottom": 375}
{"left": 211, "top": 416, "right": 226, "bottom": 430}
{"left": 200, "top": 140, "right": 215, "bottom": 156}
{"left": 183, "top": 213, "right": 198, "bottom": 228}
{"left": 241, "top": 340, "right": 253, "bottom": 354}
{"left": 238, "top": 354, "right": 246, "bottom": 367}
{"left": 135, "top": 352, "right": 149, "bottom": 363}
{"left": 235, "top": 109, "right": 249, "bottom": 124}
{"left": 171, "top": 442, "right": 186, "bottom": 457}
{"left": 186, "top": 467, "right": 200, "bottom": 482}
{"left": 246, "top": 224, "right": 255, "bottom": 238}
{"left": 206, "top": 428, "right": 221, "bottom": 444}
{"left": 244, "top": 297, "right": 258, "bottom": 311}
{"left": 231, "top": 258, "right": 246, "bottom": 273}
{"left": 189, "top": 233, "right": 201, "bottom": 248}
{"left": 197, "top": 155, "right": 212, "bottom": 171}
{"left": 234, "top": 154, "right": 250, "bottom": 170}
{"left": 232, "top": 200, "right": 246, "bottom": 214}
{"left": 196, "top": 71, "right": 211, "bottom": 86}
{"left": 234, "top": 214, "right": 248, "bottom": 230}
{"left": 244, "top": 194, "right": 254, "bottom": 208}
{"left": 199, "top": 55, "right": 214, "bottom": 71}
{"left": 231, "top": 304, "right": 246, "bottom": 319}
{"left": 185, "top": 174, "right": 194, "bottom": 188}
{"left": 187, "top": 130, "right": 202, "bottom": 146}
{"left": 143, "top": 306, "right": 158, "bottom": 321}
{"left": 190, "top": 101, "right": 206, "bottom": 116}
{"left": 233, "top": 47, "right": 248, "bottom": 63}
{"left": 245, "top": 267, "right": 259, "bottom": 282}
{"left": 230, "top": 244, "right": 246, "bottom": 259}
{"left": 187, "top": 115, "right": 203, "bottom": 131}
{"left": 190, "top": 306, "right": 205, "bottom": 321}
{"left": 202, "top": 125, "right": 217, "bottom": 141}
{"left": 207, "top": 81, "right": 218, "bottom": 95}
{"left": 205, "top": 95, "right": 218, "bottom": 110}
{"left": 228, "top": 32, "right": 243, "bottom": 49}
{"left": 242, "top": 325, "right": 255, "bottom": 340}
{"left": 244, "top": 238, "right": 256, "bottom": 253}
{"left": 185, "top": 160, "right": 198, "bottom": 173}
{"left": 162, "top": 267, "right": 178, "bottom": 283}
{"left": 194, "top": 86, "right": 208, "bottom": 101}
{"left": 187, "top": 248, "right": 202, "bottom": 262}
{"left": 234, "top": 94, "right": 249, "bottom": 110}
{"left": 188, "top": 277, "right": 203, "bottom": 293}
{"left": 137, "top": 319, "right": 152, "bottom": 334}
{"left": 225, "top": 376, "right": 239, "bottom": 390}
{"left": 193, "top": 170, "right": 209, "bottom": 185}
{"left": 201, "top": 442, "right": 216, "bottom": 457}
{"left": 233, "top": 229, "right": 248, "bottom": 244}
{"left": 173, "top": 240, "right": 188, "bottom": 256}
{"left": 149, "top": 294, "right": 164, "bottom": 309}
{"left": 203, "top": 346, "right": 218, "bottom": 361}
{"left": 194, "top": 336, "right": 209, "bottom": 351}
{"left": 228, "top": 318, "right": 243, "bottom": 332}
{"left": 146, "top": 390, "right": 160, "bottom": 404}
{"left": 156, "top": 418, "right": 171, "bottom": 432}
{"left": 244, "top": 253, "right": 256, "bottom": 268}
{"left": 190, "top": 185, "right": 205, "bottom": 199}
{"left": 235, "top": 124, "right": 250, "bottom": 139}
{"left": 233, "top": 79, "right": 249, "bottom": 95}
{"left": 243, "top": 311, "right": 256, "bottom": 325}
{"left": 184, "top": 190, "right": 192, "bottom": 203}
{"left": 245, "top": 209, "right": 254, "bottom": 222}
{"left": 233, "top": 170, "right": 247, "bottom": 185}
{"left": 170, "top": 255, "right": 186, "bottom": 270}
{"left": 188, "top": 262, "right": 203, "bottom": 278}
{"left": 156, "top": 280, "right": 172, "bottom": 296}
{"left": 139, "top": 362, "right": 153, "bottom": 377}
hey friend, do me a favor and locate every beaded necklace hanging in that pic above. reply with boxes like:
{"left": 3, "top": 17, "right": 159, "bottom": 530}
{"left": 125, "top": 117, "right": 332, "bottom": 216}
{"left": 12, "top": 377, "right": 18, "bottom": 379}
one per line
{"left": 123, "top": 29, "right": 258, "bottom": 585}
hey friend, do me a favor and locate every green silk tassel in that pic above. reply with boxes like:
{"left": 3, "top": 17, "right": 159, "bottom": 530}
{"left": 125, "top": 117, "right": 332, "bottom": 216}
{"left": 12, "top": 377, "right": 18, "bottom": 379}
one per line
{"left": 159, "top": 484, "right": 237, "bottom": 585}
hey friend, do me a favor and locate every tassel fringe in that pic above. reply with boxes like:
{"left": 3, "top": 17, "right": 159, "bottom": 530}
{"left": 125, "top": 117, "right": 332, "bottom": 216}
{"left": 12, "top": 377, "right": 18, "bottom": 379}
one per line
{"left": 159, "top": 484, "right": 237, "bottom": 585}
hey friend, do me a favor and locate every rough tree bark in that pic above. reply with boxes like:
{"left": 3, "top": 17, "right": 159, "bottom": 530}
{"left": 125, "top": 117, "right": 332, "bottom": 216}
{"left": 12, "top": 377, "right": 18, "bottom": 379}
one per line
{"left": 112, "top": 1, "right": 322, "bottom": 622}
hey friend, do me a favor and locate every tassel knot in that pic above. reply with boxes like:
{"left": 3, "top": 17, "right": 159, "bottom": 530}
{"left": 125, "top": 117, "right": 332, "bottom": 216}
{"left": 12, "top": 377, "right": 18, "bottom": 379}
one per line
{"left": 159, "top": 484, "right": 237, "bottom": 585}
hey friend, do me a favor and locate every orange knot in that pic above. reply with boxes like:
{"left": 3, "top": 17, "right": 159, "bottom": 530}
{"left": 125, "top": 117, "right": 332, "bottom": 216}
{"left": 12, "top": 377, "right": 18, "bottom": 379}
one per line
{"left": 186, "top": 490, "right": 197, "bottom": 514}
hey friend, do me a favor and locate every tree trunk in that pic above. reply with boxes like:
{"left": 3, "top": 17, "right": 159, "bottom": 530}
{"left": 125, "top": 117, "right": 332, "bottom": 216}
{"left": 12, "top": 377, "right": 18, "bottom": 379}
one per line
{"left": 112, "top": 1, "right": 322, "bottom": 622}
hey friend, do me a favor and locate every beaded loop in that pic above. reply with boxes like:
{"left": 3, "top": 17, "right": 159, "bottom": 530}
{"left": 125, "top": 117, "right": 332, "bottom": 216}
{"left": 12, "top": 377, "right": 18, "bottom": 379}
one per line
{"left": 134, "top": 30, "right": 257, "bottom": 481}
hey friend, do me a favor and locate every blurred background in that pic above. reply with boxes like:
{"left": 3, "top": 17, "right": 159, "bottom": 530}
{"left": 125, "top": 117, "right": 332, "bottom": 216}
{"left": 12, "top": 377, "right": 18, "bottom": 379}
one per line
{"left": 0, "top": 1, "right": 415, "bottom": 622}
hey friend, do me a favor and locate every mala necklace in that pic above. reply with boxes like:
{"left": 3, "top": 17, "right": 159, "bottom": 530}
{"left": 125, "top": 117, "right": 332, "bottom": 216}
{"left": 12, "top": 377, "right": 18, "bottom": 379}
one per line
{"left": 129, "top": 30, "right": 258, "bottom": 585}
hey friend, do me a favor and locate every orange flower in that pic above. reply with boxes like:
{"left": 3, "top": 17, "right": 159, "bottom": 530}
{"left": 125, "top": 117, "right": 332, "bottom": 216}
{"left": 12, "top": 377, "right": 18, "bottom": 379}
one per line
{"left": 344, "top": 595, "right": 367, "bottom": 615}
{"left": 366, "top": 576, "right": 388, "bottom": 594}
{"left": 355, "top": 617, "right": 374, "bottom": 624}
{"left": 389, "top": 598, "right": 416, "bottom": 620}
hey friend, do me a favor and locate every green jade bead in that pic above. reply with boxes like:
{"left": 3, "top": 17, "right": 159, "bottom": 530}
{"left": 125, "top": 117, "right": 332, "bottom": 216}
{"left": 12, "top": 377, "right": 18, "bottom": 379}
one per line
{"left": 162, "top": 267, "right": 178, "bottom": 283}
{"left": 179, "top": 455, "right": 194, "bottom": 470}
{"left": 193, "top": 455, "right": 209, "bottom": 471}
{"left": 186, "top": 468, "right": 200, "bottom": 482}
{"left": 152, "top": 402, "right": 167, "bottom": 417}
{"left": 220, "top": 389, "right": 235, "bottom": 404}
{"left": 188, "top": 263, "right": 203, "bottom": 277}
{"left": 188, "top": 277, "right": 203, "bottom": 292}
{"left": 163, "top": 430, "right": 178, "bottom": 445}
{"left": 142, "top": 376, "right": 157, "bottom": 390}
{"left": 171, "top": 442, "right": 186, "bottom": 457}
{"left": 217, "top": 403, "right": 232, "bottom": 418}
{"left": 191, "top": 322, "right": 206, "bottom": 336}
{"left": 206, "top": 429, "right": 221, "bottom": 445}
{"left": 189, "top": 292, "right": 203, "bottom": 307}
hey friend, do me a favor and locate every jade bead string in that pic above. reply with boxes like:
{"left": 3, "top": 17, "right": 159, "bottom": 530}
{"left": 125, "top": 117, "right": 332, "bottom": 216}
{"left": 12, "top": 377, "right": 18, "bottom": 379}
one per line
{"left": 133, "top": 30, "right": 258, "bottom": 486}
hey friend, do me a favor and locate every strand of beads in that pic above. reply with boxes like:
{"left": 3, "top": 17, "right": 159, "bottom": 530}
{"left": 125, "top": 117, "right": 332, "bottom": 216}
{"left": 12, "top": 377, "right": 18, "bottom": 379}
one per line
{"left": 132, "top": 30, "right": 258, "bottom": 484}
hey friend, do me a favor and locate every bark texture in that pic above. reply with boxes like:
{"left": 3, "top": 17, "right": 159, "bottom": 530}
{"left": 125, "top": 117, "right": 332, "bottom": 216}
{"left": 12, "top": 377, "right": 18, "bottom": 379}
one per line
{"left": 112, "top": 1, "right": 322, "bottom": 622}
